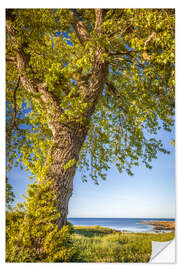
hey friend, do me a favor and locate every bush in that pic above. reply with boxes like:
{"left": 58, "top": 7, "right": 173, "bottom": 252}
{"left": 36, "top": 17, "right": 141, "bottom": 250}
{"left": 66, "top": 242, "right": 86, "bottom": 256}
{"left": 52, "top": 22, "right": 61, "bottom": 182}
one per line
{"left": 6, "top": 180, "right": 77, "bottom": 262}
{"left": 66, "top": 221, "right": 75, "bottom": 233}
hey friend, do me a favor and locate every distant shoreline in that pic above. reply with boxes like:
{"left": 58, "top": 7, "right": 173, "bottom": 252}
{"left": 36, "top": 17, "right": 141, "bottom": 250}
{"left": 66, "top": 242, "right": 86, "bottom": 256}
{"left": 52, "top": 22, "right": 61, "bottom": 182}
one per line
{"left": 68, "top": 218, "right": 175, "bottom": 233}
{"left": 139, "top": 220, "right": 175, "bottom": 232}
{"left": 73, "top": 225, "right": 173, "bottom": 234}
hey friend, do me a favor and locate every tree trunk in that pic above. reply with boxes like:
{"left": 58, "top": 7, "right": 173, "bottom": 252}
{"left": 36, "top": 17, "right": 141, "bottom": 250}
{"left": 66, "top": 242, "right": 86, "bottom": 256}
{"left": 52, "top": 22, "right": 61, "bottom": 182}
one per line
{"left": 45, "top": 46, "right": 108, "bottom": 229}
{"left": 45, "top": 52, "right": 108, "bottom": 229}
{"left": 46, "top": 120, "right": 89, "bottom": 229}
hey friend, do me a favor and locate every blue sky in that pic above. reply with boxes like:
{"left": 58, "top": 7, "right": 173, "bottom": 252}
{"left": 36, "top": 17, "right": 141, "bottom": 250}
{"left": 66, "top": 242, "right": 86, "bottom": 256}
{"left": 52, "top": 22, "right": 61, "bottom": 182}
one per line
{"left": 71, "top": 126, "right": 175, "bottom": 218}
{"left": 7, "top": 126, "right": 175, "bottom": 219}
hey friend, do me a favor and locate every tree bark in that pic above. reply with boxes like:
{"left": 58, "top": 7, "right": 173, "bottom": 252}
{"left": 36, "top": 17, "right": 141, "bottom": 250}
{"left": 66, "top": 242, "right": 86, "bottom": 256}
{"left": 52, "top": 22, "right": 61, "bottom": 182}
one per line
{"left": 46, "top": 121, "right": 89, "bottom": 228}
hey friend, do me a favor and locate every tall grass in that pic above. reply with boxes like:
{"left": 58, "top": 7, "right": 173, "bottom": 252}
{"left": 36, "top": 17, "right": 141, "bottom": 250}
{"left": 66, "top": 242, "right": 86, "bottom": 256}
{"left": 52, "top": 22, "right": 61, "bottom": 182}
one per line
{"left": 71, "top": 226, "right": 174, "bottom": 262}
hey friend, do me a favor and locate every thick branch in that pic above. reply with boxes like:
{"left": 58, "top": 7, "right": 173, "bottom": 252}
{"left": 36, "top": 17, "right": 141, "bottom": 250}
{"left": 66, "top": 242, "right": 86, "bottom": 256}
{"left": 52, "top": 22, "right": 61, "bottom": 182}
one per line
{"left": 6, "top": 20, "right": 61, "bottom": 112}
{"left": 6, "top": 56, "right": 17, "bottom": 63}
{"left": 6, "top": 20, "right": 20, "bottom": 49}
{"left": 79, "top": 9, "right": 108, "bottom": 112}
{"left": 94, "top": 9, "right": 106, "bottom": 31}
{"left": 69, "top": 9, "right": 90, "bottom": 45}
{"left": 6, "top": 21, "right": 38, "bottom": 93}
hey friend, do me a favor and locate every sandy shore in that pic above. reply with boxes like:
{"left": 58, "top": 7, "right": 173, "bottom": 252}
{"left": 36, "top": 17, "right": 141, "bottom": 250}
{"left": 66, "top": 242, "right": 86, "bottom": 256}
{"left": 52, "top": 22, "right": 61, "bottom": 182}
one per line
{"left": 140, "top": 220, "right": 175, "bottom": 232}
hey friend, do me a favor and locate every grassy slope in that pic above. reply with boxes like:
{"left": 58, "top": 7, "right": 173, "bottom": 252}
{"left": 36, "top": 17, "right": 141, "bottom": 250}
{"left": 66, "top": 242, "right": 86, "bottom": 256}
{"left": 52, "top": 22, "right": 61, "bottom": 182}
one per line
{"left": 71, "top": 226, "right": 175, "bottom": 263}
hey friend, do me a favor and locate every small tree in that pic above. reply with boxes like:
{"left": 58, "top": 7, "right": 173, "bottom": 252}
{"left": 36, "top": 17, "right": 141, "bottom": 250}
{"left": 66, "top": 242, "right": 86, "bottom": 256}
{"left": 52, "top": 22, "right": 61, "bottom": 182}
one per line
{"left": 6, "top": 9, "right": 175, "bottom": 230}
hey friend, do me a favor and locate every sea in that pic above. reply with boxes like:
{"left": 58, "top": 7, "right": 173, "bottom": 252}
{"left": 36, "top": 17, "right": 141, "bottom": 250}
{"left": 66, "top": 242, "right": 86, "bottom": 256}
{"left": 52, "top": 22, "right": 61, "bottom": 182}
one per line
{"left": 68, "top": 218, "right": 175, "bottom": 233}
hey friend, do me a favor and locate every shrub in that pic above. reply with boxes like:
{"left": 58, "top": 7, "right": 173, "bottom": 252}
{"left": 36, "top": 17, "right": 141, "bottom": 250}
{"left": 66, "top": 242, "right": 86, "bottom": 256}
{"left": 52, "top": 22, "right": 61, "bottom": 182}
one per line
{"left": 6, "top": 180, "right": 77, "bottom": 262}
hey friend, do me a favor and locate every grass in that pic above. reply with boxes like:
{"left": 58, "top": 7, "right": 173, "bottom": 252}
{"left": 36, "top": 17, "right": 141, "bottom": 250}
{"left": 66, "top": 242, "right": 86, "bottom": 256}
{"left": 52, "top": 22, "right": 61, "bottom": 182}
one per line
{"left": 71, "top": 226, "right": 175, "bottom": 262}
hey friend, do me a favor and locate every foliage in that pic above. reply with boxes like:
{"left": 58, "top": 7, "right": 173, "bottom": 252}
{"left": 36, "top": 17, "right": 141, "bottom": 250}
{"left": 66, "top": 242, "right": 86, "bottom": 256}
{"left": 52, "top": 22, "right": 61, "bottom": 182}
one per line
{"left": 6, "top": 177, "right": 15, "bottom": 209}
{"left": 6, "top": 180, "right": 77, "bottom": 262}
{"left": 71, "top": 226, "right": 175, "bottom": 262}
{"left": 6, "top": 9, "right": 175, "bottom": 183}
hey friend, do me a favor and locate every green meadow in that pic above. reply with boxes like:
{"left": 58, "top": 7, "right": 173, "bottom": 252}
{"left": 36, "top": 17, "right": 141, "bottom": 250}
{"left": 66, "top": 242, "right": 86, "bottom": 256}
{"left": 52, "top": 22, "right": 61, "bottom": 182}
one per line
{"left": 71, "top": 226, "right": 175, "bottom": 263}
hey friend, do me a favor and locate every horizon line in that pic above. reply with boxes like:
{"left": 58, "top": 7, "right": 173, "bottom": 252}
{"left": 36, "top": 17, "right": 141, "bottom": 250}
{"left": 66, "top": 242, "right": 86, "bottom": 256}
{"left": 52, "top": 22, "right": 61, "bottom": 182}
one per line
{"left": 68, "top": 217, "right": 175, "bottom": 219}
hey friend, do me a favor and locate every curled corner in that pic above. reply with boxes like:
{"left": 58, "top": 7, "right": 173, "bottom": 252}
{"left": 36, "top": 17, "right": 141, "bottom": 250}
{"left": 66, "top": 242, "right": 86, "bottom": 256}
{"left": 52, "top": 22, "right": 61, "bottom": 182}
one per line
{"left": 149, "top": 239, "right": 175, "bottom": 263}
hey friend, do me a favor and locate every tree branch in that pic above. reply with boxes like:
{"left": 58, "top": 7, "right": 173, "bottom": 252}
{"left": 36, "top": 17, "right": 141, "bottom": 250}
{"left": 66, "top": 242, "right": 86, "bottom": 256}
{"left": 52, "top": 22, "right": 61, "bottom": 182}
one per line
{"left": 69, "top": 9, "right": 90, "bottom": 46}
{"left": 106, "top": 81, "right": 128, "bottom": 113}
{"left": 81, "top": 9, "right": 108, "bottom": 109}
{"left": 12, "top": 77, "right": 20, "bottom": 127}
{"left": 94, "top": 8, "right": 106, "bottom": 31}
{"left": 106, "top": 22, "right": 134, "bottom": 39}
{"left": 6, "top": 20, "right": 61, "bottom": 112}
{"left": 144, "top": 31, "right": 156, "bottom": 47}
{"left": 6, "top": 56, "right": 17, "bottom": 67}
{"left": 109, "top": 55, "right": 145, "bottom": 70}
{"left": 109, "top": 50, "right": 140, "bottom": 57}
{"left": 6, "top": 56, "right": 16, "bottom": 62}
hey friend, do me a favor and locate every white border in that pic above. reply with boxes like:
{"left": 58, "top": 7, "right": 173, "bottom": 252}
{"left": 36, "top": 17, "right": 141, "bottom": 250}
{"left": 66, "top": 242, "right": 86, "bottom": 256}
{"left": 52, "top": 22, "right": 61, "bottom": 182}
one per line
{"left": 0, "top": 4, "right": 5, "bottom": 266}
{"left": 0, "top": 0, "right": 178, "bottom": 8}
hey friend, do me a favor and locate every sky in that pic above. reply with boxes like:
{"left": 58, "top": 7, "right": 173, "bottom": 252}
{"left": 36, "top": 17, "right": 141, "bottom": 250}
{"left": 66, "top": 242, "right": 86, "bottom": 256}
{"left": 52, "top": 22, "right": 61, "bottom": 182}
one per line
{"left": 7, "top": 126, "right": 175, "bottom": 219}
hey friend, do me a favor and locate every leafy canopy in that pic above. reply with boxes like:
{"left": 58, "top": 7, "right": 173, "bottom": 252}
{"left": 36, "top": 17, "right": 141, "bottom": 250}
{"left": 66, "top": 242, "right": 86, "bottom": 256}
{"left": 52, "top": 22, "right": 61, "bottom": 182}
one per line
{"left": 6, "top": 9, "right": 175, "bottom": 183}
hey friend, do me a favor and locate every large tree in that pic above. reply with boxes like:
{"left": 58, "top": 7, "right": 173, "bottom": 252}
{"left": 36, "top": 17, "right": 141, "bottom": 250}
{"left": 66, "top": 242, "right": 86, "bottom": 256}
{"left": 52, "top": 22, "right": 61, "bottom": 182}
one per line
{"left": 6, "top": 8, "right": 175, "bottom": 229}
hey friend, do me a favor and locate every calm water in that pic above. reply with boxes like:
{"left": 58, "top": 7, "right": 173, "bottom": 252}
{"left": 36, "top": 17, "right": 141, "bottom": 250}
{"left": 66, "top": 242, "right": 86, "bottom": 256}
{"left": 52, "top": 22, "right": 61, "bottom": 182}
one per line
{"left": 68, "top": 218, "right": 175, "bottom": 233}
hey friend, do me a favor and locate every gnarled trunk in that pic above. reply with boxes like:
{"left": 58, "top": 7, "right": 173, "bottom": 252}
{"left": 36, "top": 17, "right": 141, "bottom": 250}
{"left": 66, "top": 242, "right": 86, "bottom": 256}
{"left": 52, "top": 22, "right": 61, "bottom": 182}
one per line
{"left": 45, "top": 55, "right": 108, "bottom": 229}
{"left": 46, "top": 121, "right": 89, "bottom": 229}
{"left": 45, "top": 46, "right": 108, "bottom": 229}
